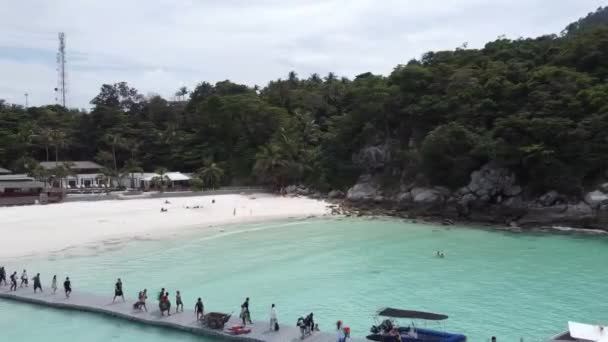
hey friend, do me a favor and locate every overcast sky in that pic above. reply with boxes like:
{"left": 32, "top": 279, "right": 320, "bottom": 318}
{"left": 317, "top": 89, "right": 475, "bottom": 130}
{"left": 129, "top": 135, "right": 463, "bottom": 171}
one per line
{"left": 0, "top": 0, "right": 605, "bottom": 109}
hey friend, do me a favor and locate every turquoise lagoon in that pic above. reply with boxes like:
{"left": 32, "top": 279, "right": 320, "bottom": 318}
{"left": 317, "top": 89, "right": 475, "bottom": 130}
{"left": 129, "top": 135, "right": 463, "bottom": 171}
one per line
{"left": 1, "top": 218, "right": 607, "bottom": 341}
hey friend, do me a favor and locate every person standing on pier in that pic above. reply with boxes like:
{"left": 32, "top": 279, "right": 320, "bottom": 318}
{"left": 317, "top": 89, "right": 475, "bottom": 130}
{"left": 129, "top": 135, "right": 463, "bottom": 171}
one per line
{"left": 51, "top": 275, "right": 58, "bottom": 294}
{"left": 0, "top": 266, "right": 6, "bottom": 286}
{"left": 33, "top": 273, "right": 42, "bottom": 293}
{"left": 113, "top": 278, "right": 125, "bottom": 303}
{"left": 10, "top": 271, "right": 17, "bottom": 291}
{"left": 64, "top": 277, "right": 72, "bottom": 298}
{"left": 20, "top": 269, "right": 28, "bottom": 287}
{"left": 175, "top": 291, "right": 183, "bottom": 313}
{"left": 195, "top": 298, "right": 204, "bottom": 320}
{"left": 158, "top": 288, "right": 165, "bottom": 302}
{"left": 243, "top": 297, "right": 253, "bottom": 325}
{"left": 269, "top": 304, "right": 278, "bottom": 332}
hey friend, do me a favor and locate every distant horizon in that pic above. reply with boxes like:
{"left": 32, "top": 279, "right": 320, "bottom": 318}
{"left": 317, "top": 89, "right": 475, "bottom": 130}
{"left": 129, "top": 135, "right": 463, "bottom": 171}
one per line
{"left": 1, "top": 0, "right": 605, "bottom": 109}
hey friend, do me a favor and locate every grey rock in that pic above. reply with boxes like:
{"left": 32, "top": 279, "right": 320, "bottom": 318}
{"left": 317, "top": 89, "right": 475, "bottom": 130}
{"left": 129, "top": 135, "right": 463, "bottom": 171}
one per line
{"left": 584, "top": 190, "right": 608, "bottom": 209}
{"left": 411, "top": 187, "right": 443, "bottom": 204}
{"left": 352, "top": 145, "right": 391, "bottom": 170}
{"left": 504, "top": 185, "right": 522, "bottom": 197}
{"left": 395, "top": 191, "right": 412, "bottom": 203}
{"left": 328, "top": 190, "right": 345, "bottom": 199}
{"left": 538, "top": 190, "right": 566, "bottom": 207}
{"left": 346, "top": 181, "right": 380, "bottom": 202}
{"left": 518, "top": 202, "right": 593, "bottom": 226}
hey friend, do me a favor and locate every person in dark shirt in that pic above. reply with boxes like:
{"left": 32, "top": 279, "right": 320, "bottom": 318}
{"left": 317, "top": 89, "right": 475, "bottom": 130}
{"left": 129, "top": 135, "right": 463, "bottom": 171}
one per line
{"left": 113, "top": 278, "right": 125, "bottom": 303}
{"left": 64, "top": 277, "right": 72, "bottom": 298}
{"left": 175, "top": 291, "right": 183, "bottom": 313}
{"left": 10, "top": 272, "right": 17, "bottom": 291}
{"left": 158, "top": 288, "right": 165, "bottom": 301}
{"left": 33, "top": 273, "right": 42, "bottom": 293}
{"left": 0, "top": 266, "right": 6, "bottom": 286}
{"left": 195, "top": 298, "right": 204, "bottom": 320}
{"left": 242, "top": 297, "right": 252, "bottom": 324}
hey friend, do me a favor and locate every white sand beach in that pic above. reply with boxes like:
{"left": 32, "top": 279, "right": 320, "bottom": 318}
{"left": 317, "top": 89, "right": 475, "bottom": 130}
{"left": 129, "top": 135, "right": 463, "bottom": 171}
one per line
{"left": 0, "top": 193, "right": 330, "bottom": 259}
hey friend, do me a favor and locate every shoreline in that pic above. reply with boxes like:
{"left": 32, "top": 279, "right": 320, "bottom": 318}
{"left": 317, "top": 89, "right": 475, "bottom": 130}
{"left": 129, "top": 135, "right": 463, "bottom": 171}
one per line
{"left": 0, "top": 193, "right": 331, "bottom": 260}
{"left": 329, "top": 199, "right": 608, "bottom": 236}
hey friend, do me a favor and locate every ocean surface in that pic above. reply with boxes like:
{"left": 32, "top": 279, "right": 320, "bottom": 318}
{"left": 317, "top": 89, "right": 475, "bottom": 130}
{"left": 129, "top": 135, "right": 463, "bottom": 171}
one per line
{"left": 1, "top": 218, "right": 607, "bottom": 342}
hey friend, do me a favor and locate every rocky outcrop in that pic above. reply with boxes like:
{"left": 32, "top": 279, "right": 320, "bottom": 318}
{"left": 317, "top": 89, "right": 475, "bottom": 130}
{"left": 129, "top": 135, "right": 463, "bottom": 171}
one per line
{"left": 341, "top": 162, "right": 608, "bottom": 231}
{"left": 346, "top": 175, "right": 383, "bottom": 202}
{"left": 584, "top": 190, "right": 608, "bottom": 209}
{"left": 518, "top": 202, "right": 594, "bottom": 227}
{"left": 352, "top": 145, "right": 391, "bottom": 171}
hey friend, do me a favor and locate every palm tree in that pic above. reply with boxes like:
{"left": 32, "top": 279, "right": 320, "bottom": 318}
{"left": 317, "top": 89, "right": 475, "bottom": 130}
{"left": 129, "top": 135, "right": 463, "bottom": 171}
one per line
{"left": 37, "top": 127, "right": 54, "bottom": 161}
{"left": 152, "top": 167, "right": 170, "bottom": 192}
{"left": 102, "top": 133, "right": 124, "bottom": 172}
{"left": 50, "top": 129, "right": 68, "bottom": 166}
{"left": 178, "top": 86, "right": 188, "bottom": 101}
{"left": 120, "top": 159, "right": 143, "bottom": 189}
{"left": 52, "top": 162, "right": 75, "bottom": 188}
{"left": 253, "top": 144, "right": 288, "bottom": 187}
{"left": 197, "top": 163, "right": 224, "bottom": 189}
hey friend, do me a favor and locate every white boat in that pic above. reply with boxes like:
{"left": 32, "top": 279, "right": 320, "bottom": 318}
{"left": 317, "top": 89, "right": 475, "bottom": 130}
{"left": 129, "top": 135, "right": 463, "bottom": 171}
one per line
{"left": 549, "top": 322, "right": 608, "bottom": 342}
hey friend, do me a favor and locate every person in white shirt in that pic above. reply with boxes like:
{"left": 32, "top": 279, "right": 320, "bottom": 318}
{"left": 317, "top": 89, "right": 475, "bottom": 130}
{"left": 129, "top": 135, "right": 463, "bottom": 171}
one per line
{"left": 20, "top": 269, "right": 28, "bottom": 287}
{"left": 269, "top": 304, "right": 278, "bottom": 331}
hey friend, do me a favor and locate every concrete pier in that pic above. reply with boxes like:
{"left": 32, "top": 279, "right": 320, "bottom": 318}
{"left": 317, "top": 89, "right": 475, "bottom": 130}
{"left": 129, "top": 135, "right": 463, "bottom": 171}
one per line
{"left": 0, "top": 288, "right": 364, "bottom": 342}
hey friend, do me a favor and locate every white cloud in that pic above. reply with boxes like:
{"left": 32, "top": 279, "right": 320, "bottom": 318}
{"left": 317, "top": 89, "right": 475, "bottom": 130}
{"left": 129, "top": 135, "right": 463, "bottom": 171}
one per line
{"left": 0, "top": 0, "right": 604, "bottom": 108}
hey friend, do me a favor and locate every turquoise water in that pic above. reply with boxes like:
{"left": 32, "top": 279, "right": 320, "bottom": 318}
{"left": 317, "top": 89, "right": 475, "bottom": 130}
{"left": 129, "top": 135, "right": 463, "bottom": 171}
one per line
{"left": 1, "top": 218, "right": 607, "bottom": 341}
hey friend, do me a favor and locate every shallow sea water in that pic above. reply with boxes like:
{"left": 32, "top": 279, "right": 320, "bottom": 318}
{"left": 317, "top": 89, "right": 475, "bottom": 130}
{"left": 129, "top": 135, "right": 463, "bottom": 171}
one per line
{"left": 1, "top": 218, "right": 607, "bottom": 341}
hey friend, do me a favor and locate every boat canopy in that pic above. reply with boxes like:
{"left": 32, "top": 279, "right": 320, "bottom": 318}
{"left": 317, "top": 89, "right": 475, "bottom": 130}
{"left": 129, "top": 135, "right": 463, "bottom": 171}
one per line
{"left": 568, "top": 321, "right": 608, "bottom": 342}
{"left": 377, "top": 308, "right": 448, "bottom": 321}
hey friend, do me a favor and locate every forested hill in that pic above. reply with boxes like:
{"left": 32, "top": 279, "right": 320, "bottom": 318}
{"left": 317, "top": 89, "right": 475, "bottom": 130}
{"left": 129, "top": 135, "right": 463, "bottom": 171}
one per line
{"left": 2, "top": 6, "right": 608, "bottom": 197}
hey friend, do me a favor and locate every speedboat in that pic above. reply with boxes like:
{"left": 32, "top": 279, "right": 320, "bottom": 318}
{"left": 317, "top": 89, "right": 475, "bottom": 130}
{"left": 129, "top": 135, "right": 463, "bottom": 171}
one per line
{"left": 366, "top": 308, "right": 466, "bottom": 342}
{"left": 548, "top": 322, "right": 607, "bottom": 342}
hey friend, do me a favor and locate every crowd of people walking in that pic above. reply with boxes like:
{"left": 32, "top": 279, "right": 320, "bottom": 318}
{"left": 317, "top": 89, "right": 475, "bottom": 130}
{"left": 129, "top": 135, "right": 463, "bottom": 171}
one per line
{"left": 1, "top": 266, "right": 352, "bottom": 341}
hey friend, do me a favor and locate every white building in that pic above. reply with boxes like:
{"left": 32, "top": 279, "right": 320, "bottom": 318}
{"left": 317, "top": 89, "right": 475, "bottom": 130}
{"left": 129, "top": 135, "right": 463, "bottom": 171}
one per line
{"left": 39, "top": 161, "right": 107, "bottom": 189}
{"left": 119, "top": 171, "right": 191, "bottom": 190}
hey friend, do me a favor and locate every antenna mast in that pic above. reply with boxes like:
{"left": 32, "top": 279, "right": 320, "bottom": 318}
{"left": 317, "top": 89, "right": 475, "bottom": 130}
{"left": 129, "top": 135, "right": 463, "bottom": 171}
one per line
{"left": 56, "top": 32, "right": 67, "bottom": 107}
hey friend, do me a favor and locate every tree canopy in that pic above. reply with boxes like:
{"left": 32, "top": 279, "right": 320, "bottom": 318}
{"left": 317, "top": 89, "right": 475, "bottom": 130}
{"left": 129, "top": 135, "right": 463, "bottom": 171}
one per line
{"left": 1, "top": 8, "right": 608, "bottom": 196}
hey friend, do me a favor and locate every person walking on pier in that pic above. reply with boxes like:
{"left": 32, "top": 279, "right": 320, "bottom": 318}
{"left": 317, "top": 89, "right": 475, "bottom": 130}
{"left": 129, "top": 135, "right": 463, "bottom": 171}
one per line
{"left": 0, "top": 266, "right": 6, "bottom": 286}
{"left": 64, "top": 277, "right": 72, "bottom": 298}
{"left": 33, "top": 273, "right": 42, "bottom": 293}
{"left": 195, "top": 298, "right": 204, "bottom": 320}
{"left": 175, "top": 290, "right": 183, "bottom": 313}
{"left": 51, "top": 275, "right": 58, "bottom": 294}
{"left": 269, "top": 304, "right": 278, "bottom": 332}
{"left": 20, "top": 269, "right": 28, "bottom": 287}
{"left": 113, "top": 278, "right": 125, "bottom": 303}
{"left": 242, "top": 297, "right": 252, "bottom": 324}
{"left": 10, "top": 271, "right": 17, "bottom": 291}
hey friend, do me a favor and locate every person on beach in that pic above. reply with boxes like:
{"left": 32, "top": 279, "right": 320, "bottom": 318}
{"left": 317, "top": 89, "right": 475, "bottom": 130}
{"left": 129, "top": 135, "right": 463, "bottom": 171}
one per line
{"left": 33, "top": 273, "right": 42, "bottom": 293}
{"left": 10, "top": 271, "right": 17, "bottom": 291}
{"left": 0, "top": 266, "right": 6, "bottom": 286}
{"left": 51, "top": 275, "right": 58, "bottom": 294}
{"left": 20, "top": 269, "right": 28, "bottom": 287}
{"left": 269, "top": 304, "right": 278, "bottom": 332}
{"left": 64, "top": 277, "right": 72, "bottom": 298}
{"left": 113, "top": 278, "right": 125, "bottom": 303}
{"left": 195, "top": 298, "right": 204, "bottom": 320}
{"left": 175, "top": 290, "right": 183, "bottom": 313}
